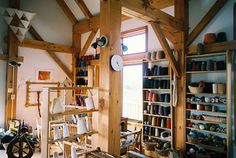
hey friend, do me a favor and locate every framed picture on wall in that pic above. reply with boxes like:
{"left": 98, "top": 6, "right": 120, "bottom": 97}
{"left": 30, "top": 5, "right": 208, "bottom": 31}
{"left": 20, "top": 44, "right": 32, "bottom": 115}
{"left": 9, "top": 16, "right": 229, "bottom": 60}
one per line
{"left": 36, "top": 69, "right": 53, "bottom": 81}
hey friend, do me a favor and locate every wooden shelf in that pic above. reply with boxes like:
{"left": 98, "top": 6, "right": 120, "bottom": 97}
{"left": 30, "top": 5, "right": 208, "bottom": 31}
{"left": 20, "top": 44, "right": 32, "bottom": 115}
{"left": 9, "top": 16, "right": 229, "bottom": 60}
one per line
{"left": 76, "top": 67, "right": 88, "bottom": 70}
{"left": 187, "top": 101, "right": 226, "bottom": 106}
{"left": 186, "top": 142, "right": 226, "bottom": 153}
{"left": 49, "top": 130, "right": 98, "bottom": 143}
{"left": 144, "top": 101, "right": 170, "bottom": 104}
{"left": 144, "top": 113, "right": 171, "bottom": 118}
{"left": 186, "top": 127, "right": 226, "bottom": 136}
{"left": 143, "top": 88, "right": 170, "bottom": 91}
{"left": 143, "top": 134, "right": 171, "bottom": 142}
{"left": 143, "top": 75, "right": 170, "bottom": 78}
{"left": 49, "top": 108, "right": 99, "bottom": 117}
{"left": 143, "top": 124, "right": 171, "bottom": 131}
{"left": 76, "top": 76, "right": 88, "bottom": 78}
{"left": 186, "top": 119, "right": 226, "bottom": 125}
{"left": 186, "top": 52, "right": 226, "bottom": 58}
{"left": 143, "top": 59, "right": 168, "bottom": 63}
{"left": 186, "top": 70, "right": 226, "bottom": 74}
{"left": 187, "top": 93, "right": 226, "bottom": 97}
{"left": 186, "top": 109, "right": 226, "bottom": 115}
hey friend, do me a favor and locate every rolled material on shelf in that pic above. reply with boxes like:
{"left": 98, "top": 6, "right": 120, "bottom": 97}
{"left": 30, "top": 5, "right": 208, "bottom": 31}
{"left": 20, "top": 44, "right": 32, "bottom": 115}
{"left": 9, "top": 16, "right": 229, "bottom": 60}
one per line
{"left": 50, "top": 98, "right": 65, "bottom": 114}
{"left": 63, "top": 123, "right": 70, "bottom": 138}
{"left": 85, "top": 96, "right": 95, "bottom": 110}
{"left": 53, "top": 127, "right": 61, "bottom": 140}
{"left": 77, "top": 118, "right": 88, "bottom": 134}
{"left": 71, "top": 145, "right": 77, "bottom": 158}
{"left": 85, "top": 116, "right": 93, "bottom": 132}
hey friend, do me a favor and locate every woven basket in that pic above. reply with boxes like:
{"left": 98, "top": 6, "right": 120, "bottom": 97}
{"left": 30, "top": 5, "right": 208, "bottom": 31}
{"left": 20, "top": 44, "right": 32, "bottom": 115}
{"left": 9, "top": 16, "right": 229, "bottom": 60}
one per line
{"left": 202, "top": 115, "right": 226, "bottom": 123}
{"left": 155, "top": 146, "right": 170, "bottom": 157}
{"left": 143, "top": 142, "right": 156, "bottom": 151}
{"left": 188, "top": 86, "right": 204, "bottom": 94}
{"left": 187, "top": 135, "right": 198, "bottom": 144}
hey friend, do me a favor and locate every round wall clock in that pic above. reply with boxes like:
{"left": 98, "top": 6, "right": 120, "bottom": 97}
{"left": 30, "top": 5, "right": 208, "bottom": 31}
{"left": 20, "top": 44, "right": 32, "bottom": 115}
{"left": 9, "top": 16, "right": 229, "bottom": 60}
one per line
{"left": 110, "top": 55, "right": 123, "bottom": 71}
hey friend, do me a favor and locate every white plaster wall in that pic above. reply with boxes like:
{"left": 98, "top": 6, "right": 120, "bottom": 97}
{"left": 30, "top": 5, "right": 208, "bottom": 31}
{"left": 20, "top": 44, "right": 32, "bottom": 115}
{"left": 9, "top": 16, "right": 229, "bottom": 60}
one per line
{"left": 21, "top": 0, "right": 73, "bottom": 45}
{"left": 0, "top": 0, "right": 8, "bottom": 128}
{"left": 16, "top": 47, "right": 71, "bottom": 132}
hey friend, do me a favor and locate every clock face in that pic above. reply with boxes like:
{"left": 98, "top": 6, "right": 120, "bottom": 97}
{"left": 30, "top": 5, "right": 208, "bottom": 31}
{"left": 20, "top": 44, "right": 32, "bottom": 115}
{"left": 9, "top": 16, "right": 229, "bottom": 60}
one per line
{"left": 110, "top": 55, "right": 123, "bottom": 71}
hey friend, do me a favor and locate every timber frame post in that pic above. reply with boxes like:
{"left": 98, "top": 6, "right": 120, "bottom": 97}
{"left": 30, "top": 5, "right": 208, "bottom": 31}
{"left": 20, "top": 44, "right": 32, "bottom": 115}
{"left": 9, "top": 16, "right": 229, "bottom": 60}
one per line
{"left": 97, "top": 0, "right": 122, "bottom": 155}
{"left": 5, "top": 0, "right": 20, "bottom": 127}
{"left": 174, "top": 0, "right": 188, "bottom": 151}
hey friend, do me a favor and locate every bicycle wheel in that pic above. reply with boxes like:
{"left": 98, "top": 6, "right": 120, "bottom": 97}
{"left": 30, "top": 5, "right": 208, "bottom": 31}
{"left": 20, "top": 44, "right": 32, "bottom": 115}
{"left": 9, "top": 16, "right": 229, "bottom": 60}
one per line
{"left": 7, "top": 136, "right": 34, "bottom": 158}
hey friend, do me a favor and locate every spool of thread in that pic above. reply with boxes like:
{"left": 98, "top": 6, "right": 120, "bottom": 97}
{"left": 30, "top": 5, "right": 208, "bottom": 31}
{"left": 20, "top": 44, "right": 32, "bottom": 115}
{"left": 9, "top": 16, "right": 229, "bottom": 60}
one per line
{"left": 148, "top": 92, "right": 153, "bottom": 101}
{"left": 167, "top": 118, "right": 171, "bottom": 129}
{"left": 155, "top": 128, "right": 159, "bottom": 137}
{"left": 150, "top": 105, "right": 154, "bottom": 114}
{"left": 146, "top": 52, "right": 151, "bottom": 60}
{"left": 165, "top": 94, "right": 170, "bottom": 103}
{"left": 158, "top": 106, "right": 163, "bottom": 115}
{"left": 151, "top": 117, "right": 156, "bottom": 126}
{"left": 85, "top": 96, "right": 95, "bottom": 110}
{"left": 217, "top": 83, "right": 225, "bottom": 94}
{"left": 151, "top": 51, "right": 157, "bottom": 60}
{"left": 204, "top": 33, "right": 217, "bottom": 44}
{"left": 212, "top": 83, "right": 218, "bottom": 94}
{"left": 196, "top": 43, "right": 204, "bottom": 54}
{"left": 152, "top": 93, "right": 157, "bottom": 102}
{"left": 201, "top": 61, "right": 207, "bottom": 71}
{"left": 216, "top": 32, "right": 227, "bottom": 42}
{"left": 187, "top": 103, "right": 192, "bottom": 109}
{"left": 161, "top": 118, "right": 166, "bottom": 128}
{"left": 157, "top": 117, "right": 161, "bottom": 126}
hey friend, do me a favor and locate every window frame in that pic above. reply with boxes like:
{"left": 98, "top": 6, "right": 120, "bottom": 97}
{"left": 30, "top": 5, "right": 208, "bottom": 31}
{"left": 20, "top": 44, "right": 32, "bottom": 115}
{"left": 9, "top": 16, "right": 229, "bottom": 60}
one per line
{"left": 121, "top": 26, "right": 148, "bottom": 65}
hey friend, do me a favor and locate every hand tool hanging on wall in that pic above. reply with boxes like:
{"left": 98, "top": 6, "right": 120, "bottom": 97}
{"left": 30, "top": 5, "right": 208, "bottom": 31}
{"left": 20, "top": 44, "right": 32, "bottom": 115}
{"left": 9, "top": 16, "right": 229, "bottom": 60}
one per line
{"left": 37, "top": 91, "right": 41, "bottom": 118}
{"left": 8, "top": 60, "right": 21, "bottom": 128}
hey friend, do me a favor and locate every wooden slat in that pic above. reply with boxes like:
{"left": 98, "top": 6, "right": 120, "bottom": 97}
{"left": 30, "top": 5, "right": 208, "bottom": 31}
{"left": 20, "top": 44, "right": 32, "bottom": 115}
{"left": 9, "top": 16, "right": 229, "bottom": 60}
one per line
{"left": 74, "top": 15, "right": 129, "bottom": 34}
{"left": 21, "top": 39, "right": 73, "bottom": 54}
{"left": 150, "top": 22, "right": 180, "bottom": 78}
{"left": 187, "top": 0, "right": 227, "bottom": 46}
{"left": 150, "top": 0, "right": 174, "bottom": 9}
{"left": 188, "top": 40, "right": 236, "bottom": 54}
{"left": 75, "top": 0, "right": 93, "bottom": 19}
{"left": 56, "top": 0, "right": 77, "bottom": 24}
{"left": 80, "top": 28, "right": 98, "bottom": 57}
{"left": 121, "top": 0, "right": 184, "bottom": 32}
{"left": 0, "top": 54, "right": 24, "bottom": 62}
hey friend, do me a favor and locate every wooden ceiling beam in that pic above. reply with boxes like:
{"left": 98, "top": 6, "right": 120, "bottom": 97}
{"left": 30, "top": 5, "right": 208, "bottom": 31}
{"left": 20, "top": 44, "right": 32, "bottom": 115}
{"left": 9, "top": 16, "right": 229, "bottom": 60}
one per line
{"left": 187, "top": 0, "right": 227, "bottom": 46}
{"left": 75, "top": 0, "right": 93, "bottom": 19}
{"left": 150, "top": 22, "right": 180, "bottom": 78}
{"left": 21, "top": 39, "right": 73, "bottom": 54}
{"left": 150, "top": 0, "right": 174, "bottom": 9}
{"left": 121, "top": 0, "right": 183, "bottom": 32}
{"left": 0, "top": 54, "right": 24, "bottom": 62}
{"left": 28, "top": 27, "right": 73, "bottom": 79}
{"left": 80, "top": 28, "right": 99, "bottom": 57}
{"left": 56, "top": 0, "right": 77, "bottom": 24}
{"left": 74, "top": 15, "right": 130, "bottom": 34}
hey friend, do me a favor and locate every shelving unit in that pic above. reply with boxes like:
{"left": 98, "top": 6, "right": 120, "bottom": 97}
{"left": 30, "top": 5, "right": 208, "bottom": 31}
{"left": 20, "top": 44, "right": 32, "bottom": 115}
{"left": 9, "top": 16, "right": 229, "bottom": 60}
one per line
{"left": 41, "top": 87, "right": 99, "bottom": 158}
{"left": 142, "top": 58, "right": 174, "bottom": 148}
{"left": 185, "top": 51, "right": 232, "bottom": 157}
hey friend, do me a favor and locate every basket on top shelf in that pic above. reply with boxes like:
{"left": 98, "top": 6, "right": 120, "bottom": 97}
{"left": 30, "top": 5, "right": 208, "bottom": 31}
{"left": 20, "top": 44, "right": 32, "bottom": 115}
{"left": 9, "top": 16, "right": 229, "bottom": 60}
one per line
{"left": 202, "top": 115, "right": 226, "bottom": 123}
{"left": 188, "top": 81, "right": 205, "bottom": 94}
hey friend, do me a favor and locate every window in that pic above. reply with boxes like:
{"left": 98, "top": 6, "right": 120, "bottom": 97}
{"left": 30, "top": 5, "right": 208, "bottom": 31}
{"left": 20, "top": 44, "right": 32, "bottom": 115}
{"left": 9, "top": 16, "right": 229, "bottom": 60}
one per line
{"left": 122, "top": 26, "right": 147, "bottom": 55}
{"left": 122, "top": 26, "right": 147, "bottom": 121}
{"left": 122, "top": 64, "right": 143, "bottom": 120}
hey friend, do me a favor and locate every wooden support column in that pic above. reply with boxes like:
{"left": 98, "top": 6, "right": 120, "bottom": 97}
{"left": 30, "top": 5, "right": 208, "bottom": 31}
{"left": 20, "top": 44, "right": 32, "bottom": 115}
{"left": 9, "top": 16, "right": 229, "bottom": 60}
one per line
{"left": 174, "top": 0, "right": 188, "bottom": 151}
{"left": 97, "top": 0, "right": 122, "bottom": 155}
{"left": 5, "top": 0, "right": 20, "bottom": 127}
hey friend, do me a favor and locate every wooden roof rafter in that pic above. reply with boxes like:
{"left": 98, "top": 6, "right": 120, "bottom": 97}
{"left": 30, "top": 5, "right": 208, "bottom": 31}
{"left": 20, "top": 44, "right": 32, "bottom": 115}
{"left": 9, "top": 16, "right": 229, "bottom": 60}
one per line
{"left": 28, "top": 26, "right": 73, "bottom": 80}
{"left": 149, "top": 0, "right": 174, "bottom": 10}
{"left": 56, "top": 0, "right": 77, "bottom": 24}
{"left": 187, "top": 0, "right": 227, "bottom": 46}
{"left": 150, "top": 22, "right": 180, "bottom": 78}
{"left": 75, "top": 0, "right": 93, "bottom": 19}
{"left": 121, "top": 0, "right": 184, "bottom": 32}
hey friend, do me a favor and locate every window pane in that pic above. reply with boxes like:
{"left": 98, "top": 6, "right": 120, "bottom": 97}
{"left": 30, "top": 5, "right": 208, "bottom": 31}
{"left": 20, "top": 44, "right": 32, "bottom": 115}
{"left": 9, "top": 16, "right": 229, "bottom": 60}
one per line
{"left": 122, "top": 65, "right": 143, "bottom": 120}
{"left": 123, "top": 34, "right": 146, "bottom": 55}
